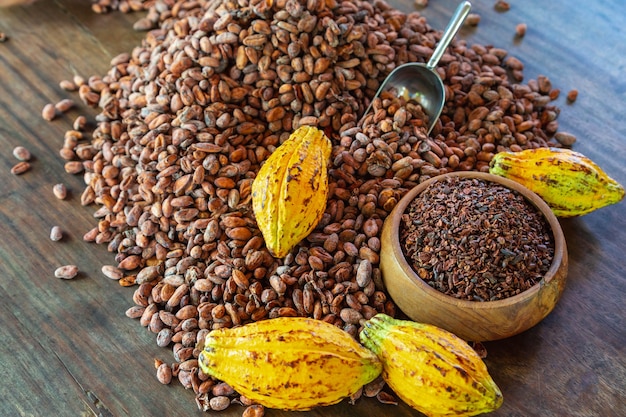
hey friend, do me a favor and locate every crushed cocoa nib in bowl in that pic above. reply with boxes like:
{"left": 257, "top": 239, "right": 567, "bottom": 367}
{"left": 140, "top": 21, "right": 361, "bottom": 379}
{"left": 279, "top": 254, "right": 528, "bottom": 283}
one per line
{"left": 399, "top": 176, "right": 555, "bottom": 301}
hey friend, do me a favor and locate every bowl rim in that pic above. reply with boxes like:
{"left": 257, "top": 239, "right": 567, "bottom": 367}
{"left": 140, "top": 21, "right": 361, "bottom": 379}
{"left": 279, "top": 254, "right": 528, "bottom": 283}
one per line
{"left": 387, "top": 171, "right": 567, "bottom": 310}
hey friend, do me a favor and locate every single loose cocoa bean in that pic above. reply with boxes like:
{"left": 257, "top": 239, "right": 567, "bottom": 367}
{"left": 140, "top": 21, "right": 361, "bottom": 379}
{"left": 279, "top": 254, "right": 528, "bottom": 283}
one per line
{"left": 10, "top": 161, "right": 30, "bottom": 175}
{"left": 50, "top": 226, "right": 63, "bottom": 242}
{"left": 52, "top": 183, "right": 68, "bottom": 200}
{"left": 55, "top": 265, "right": 79, "bottom": 279}
{"left": 55, "top": 98, "right": 75, "bottom": 113}
{"left": 42, "top": 103, "right": 57, "bottom": 121}
{"left": 12, "top": 146, "right": 31, "bottom": 161}
{"left": 156, "top": 363, "right": 172, "bottom": 385}
{"left": 102, "top": 265, "right": 123, "bottom": 280}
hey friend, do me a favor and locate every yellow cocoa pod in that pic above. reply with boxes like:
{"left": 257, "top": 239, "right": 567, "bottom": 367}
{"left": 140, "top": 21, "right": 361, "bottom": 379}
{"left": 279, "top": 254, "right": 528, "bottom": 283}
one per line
{"left": 251, "top": 125, "right": 332, "bottom": 257}
{"left": 489, "top": 147, "right": 624, "bottom": 217}
{"left": 198, "top": 317, "right": 382, "bottom": 411}
{"left": 360, "top": 314, "right": 503, "bottom": 417}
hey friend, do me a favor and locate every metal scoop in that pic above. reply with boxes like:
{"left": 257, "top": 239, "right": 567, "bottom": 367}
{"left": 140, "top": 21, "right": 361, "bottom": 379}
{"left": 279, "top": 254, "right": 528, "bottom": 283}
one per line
{"left": 361, "top": 1, "right": 471, "bottom": 134}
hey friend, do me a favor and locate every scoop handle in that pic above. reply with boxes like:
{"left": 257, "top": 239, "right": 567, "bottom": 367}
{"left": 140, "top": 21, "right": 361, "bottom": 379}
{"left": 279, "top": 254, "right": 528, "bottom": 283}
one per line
{"left": 427, "top": 1, "right": 472, "bottom": 70}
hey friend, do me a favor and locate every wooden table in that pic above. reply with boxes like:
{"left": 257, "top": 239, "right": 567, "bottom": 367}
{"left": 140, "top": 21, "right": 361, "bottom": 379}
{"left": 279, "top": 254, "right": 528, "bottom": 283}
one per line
{"left": 1, "top": 0, "right": 624, "bottom": 416}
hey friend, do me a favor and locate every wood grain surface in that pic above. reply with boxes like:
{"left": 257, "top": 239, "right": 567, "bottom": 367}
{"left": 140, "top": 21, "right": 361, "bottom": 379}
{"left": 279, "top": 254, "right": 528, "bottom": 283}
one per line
{"left": 1, "top": 1, "right": 624, "bottom": 416}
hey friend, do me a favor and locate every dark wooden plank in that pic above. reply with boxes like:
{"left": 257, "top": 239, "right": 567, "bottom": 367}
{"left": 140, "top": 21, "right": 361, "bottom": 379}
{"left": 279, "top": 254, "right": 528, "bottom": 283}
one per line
{"left": 1, "top": 1, "right": 624, "bottom": 417}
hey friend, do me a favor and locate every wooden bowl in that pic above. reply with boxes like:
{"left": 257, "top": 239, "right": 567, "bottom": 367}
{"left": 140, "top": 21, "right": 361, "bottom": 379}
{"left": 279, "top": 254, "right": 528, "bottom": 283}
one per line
{"left": 380, "top": 172, "right": 568, "bottom": 341}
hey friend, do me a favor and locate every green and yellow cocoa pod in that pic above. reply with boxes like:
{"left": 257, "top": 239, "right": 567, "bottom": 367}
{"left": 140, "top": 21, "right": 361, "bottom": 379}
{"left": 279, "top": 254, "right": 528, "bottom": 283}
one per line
{"left": 251, "top": 125, "right": 332, "bottom": 258}
{"left": 489, "top": 147, "right": 624, "bottom": 217}
{"left": 360, "top": 314, "right": 503, "bottom": 417}
{"left": 198, "top": 317, "right": 382, "bottom": 411}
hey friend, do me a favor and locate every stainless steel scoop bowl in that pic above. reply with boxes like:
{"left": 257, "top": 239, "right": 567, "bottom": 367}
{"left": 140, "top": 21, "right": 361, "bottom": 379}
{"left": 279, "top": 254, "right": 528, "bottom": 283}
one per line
{"left": 361, "top": 1, "right": 471, "bottom": 134}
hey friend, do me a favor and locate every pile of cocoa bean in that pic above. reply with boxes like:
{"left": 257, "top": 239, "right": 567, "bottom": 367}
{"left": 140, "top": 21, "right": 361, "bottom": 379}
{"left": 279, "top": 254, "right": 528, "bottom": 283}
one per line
{"left": 58, "top": 0, "right": 572, "bottom": 413}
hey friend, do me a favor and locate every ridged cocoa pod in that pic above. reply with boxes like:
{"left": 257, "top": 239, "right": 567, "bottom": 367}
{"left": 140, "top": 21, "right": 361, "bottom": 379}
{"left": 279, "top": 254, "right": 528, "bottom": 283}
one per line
{"left": 360, "top": 314, "right": 503, "bottom": 417}
{"left": 251, "top": 126, "right": 332, "bottom": 257}
{"left": 489, "top": 147, "right": 624, "bottom": 217}
{"left": 198, "top": 317, "right": 382, "bottom": 410}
